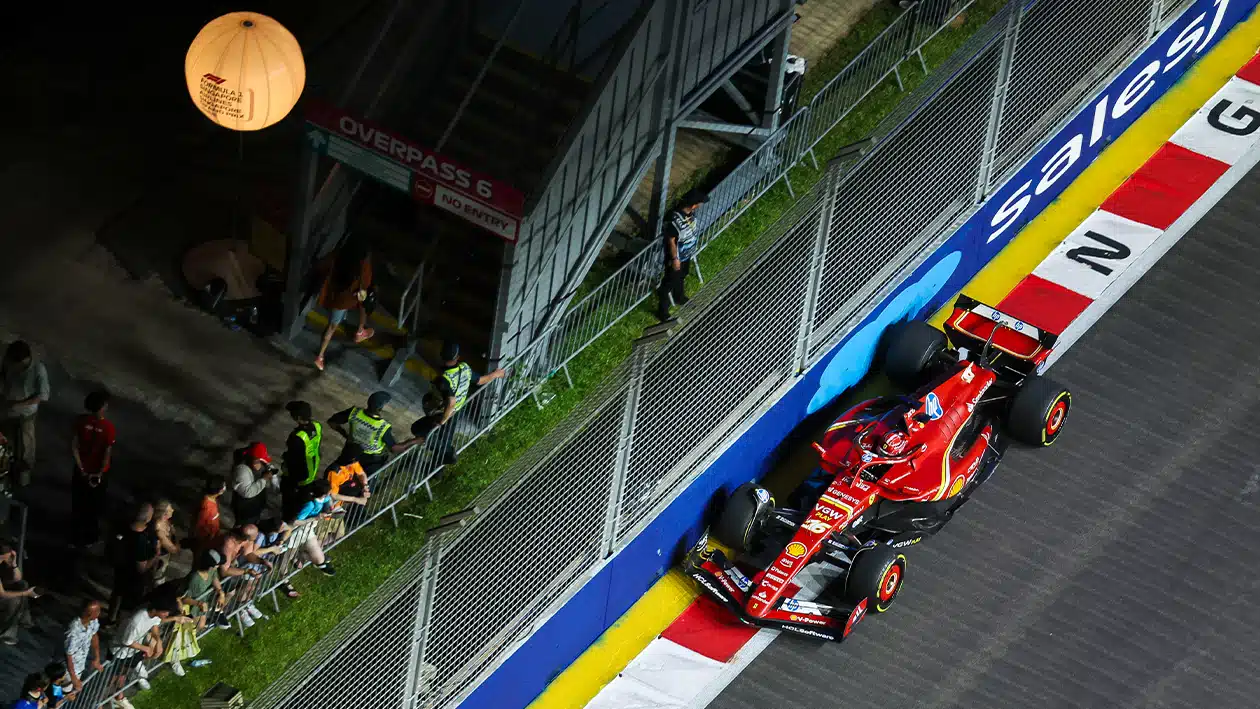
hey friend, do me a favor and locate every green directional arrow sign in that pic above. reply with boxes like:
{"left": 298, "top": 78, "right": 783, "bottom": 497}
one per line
{"left": 306, "top": 128, "right": 328, "bottom": 151}
{"left": 303, "top": 122, "right": 410, "bottom": 193}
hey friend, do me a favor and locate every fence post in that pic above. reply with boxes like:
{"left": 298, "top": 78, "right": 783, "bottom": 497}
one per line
{"left": 601, "top": 334, "right": 657, "bottom": 557}
{"left": 793, "top": 164, "right": 841, "bottom": 373}
{"left": 403, "top": 540, "right": 441, "bottom": 709}
{"left": 974, "top": 1, "right": 1022, "bottom": 204}
{"left": 1146, "top": 0, "right": 1164, "bottom": 38}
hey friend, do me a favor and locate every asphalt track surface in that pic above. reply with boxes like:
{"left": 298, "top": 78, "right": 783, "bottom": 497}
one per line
{"left": 710, "top": 162, "right": 1260, "bottom": 709}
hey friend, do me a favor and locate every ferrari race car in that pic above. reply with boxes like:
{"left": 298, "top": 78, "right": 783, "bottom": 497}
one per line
{"left": 683, "top": 296, "right": 1072, "bottom": 641}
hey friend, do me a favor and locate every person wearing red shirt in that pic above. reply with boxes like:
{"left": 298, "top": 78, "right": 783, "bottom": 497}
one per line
{"left": 192, "top": 478, "right": 227, "bottom": 558}
{"left": 70, "top": 390, "right": 115, "bottom": 548}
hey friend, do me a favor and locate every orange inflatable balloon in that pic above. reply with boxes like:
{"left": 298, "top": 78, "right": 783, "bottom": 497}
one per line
{"left": 185, "top": 12, "right": 305, "bottom": 131}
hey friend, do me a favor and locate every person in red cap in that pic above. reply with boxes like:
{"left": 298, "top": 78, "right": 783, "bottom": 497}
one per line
{"left": 231, "top": 441, "right": 277, "bottom": 526}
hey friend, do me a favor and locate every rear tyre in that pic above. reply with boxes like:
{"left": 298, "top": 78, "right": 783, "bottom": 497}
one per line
{"left": 844, "top": 544, "right": 907, "bottom": 613}
{"left": 1007, "top": 376, "right": 1071, "bottom": 447}
{"left": 883, "top": 321, "right": 947, "bottom": 389}
{"left": 713, "top": 482, "right": 773, "bottom": 554}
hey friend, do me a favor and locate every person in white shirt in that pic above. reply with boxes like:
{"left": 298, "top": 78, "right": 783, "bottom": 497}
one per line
{"left": 110, "top": 602, "right": 190, "bottom": 697}
{"left": 232, "top": 442, "right": 278, "bottom": 526}
{"left": 63, "top": 600, "right": 104, "bottom": 695}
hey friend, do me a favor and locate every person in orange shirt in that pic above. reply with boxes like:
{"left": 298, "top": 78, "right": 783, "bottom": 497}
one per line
{"left": 313, "top": 238, "right": 375, "bottom": 371}
{"left": 191, "top": 478, "right": 227, "bottom": 558}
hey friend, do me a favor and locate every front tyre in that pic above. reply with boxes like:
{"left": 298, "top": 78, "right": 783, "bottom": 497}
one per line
{"left": 712, "top": 482, "right": 773, "bottom": 554}
{"left": 1007, "top": 376, "right": 1071, "bottom": 447}
{"left": 844, "top": 544, "right": 907, "bottom": 613}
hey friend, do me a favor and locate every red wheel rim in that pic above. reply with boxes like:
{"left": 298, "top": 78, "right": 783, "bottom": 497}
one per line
{"left": 879, "top": 564, "right": 901, "bottom": 602}
{"left": 1046, "top": 400, "right": 1068, "bottom": 435}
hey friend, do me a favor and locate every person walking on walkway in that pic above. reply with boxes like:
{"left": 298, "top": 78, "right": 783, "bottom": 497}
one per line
{"left": 329, "top": 391, "right": 420, "bottom": 477}
{"left": 656, "top": 190, "right": 708, "bottom": 323}
{"left": 1, "top": 341, "right": 50, "bottom": 486}
{"left": 71, "top": 390, "right": 115, "bottom": 548}
{"left": 412, "top": 342, "right": 505, "bottom": 466}
{"left": 281, "top": 401, "right": 322, "bottom": 519}
{"left": 313, "top": 238, "right": 375, "bottom": 371}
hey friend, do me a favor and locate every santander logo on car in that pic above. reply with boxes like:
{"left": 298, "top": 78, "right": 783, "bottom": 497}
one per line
{"left": 985, "top": 0, "right": 1230, "bottom": 245}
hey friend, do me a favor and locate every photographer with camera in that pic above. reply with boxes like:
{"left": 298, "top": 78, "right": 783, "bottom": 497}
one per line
{"left": 231, "top": 442, "right": 278, "bottom": 527}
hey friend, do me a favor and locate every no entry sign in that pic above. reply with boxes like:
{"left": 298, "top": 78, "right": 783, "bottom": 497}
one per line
{"left": 305, "top": 101, "right": 524, "bottom": 242}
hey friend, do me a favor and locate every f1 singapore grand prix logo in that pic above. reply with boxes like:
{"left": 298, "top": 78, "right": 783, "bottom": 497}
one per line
{"left": 985, "top": 0, "right": 1231, "bottom": 245}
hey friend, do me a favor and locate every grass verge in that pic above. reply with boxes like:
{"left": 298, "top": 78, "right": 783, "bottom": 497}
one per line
{"left": 139, "top": 3, "right": 1006, "bottom": 706}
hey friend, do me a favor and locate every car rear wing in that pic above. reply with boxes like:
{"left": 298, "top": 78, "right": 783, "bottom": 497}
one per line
{"left": 944, "top": 294, "right": 1057, "bottom": 366}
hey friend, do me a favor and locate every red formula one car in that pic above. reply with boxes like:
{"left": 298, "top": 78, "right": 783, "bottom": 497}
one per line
{"left": 683, "top": 296, "right": 1072, "bottom": 641}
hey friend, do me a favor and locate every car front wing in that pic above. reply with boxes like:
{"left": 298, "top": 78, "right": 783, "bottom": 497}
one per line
{"left": 683, "top": 541, "right": 868, "bottom": 643}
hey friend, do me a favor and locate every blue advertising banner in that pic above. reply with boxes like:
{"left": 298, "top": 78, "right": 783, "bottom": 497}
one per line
{"left": 460, "top": 1, "right": 1257, "bottom": 707}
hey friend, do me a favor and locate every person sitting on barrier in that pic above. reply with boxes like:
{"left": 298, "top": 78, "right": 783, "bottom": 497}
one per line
{"left": 328, "top": 391, "right": 420, "bottom": 478}
{"left": 248, "top": 518, "right": 304, "bottom": 596}
{"left": 182, "top": 550, "right": 233, "bottom": 630}
{"left": 411, "top": 341, "right": 505, "bottom": 468}
{"left": 217, "top": 525, "right": 270, "bottom": 628}
{"left": 296, "top": 479, "right": 348, "bottom": 547}
{"left": 279, "top": 504, "right": 336, "bottom": 579}
{"left": 656, "top": 189, "right": 708, "bottom": 323}
{"left": 327, "top": 461, "right": 371, "bottom": 523}
{"left": 110, "top": 600, "right": 192, "bottom": 700}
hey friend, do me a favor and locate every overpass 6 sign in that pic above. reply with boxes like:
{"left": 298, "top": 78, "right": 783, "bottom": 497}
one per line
{"left": 304, "top": 101, "right": 525, "bottom": 243}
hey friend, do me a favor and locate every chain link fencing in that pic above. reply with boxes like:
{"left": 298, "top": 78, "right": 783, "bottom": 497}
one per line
{"left": 73, "top": 0, "right": 1208, "bottom": 706}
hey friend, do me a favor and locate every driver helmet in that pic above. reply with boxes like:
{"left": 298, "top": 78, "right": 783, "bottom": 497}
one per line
{"left": 878, "top": 430, "right": 908, "bottom": 456}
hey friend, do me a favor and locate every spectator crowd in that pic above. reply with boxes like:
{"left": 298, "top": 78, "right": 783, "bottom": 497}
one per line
{"left": 0, "top": 333, "right": 504, "bottom": 708}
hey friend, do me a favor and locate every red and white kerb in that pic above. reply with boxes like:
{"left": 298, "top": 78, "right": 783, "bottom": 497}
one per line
{"left": 998, "top": 52, "right": 1260, "bottom": 335}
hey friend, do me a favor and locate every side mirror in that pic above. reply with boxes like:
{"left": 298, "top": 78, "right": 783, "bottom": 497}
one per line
{"left": 914, "top": 413, "right": 931, "bottom": 424}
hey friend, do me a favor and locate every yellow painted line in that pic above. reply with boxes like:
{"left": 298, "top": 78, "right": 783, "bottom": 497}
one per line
{"left": 531, "top": 16, "right": 1260, "bottom": 709}
{"left": 526, "top": 571, "right": 698, "bottom": 709}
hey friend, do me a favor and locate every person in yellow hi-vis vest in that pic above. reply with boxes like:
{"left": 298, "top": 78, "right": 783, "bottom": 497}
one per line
{"left": 328, "top": 391, "right": 420, "bottom": 476}
{"left": 280, "top": 400, "right": 324, "bottom": 520}
{"left": 411, "top": 342, "right": 505, "bottom": 466}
